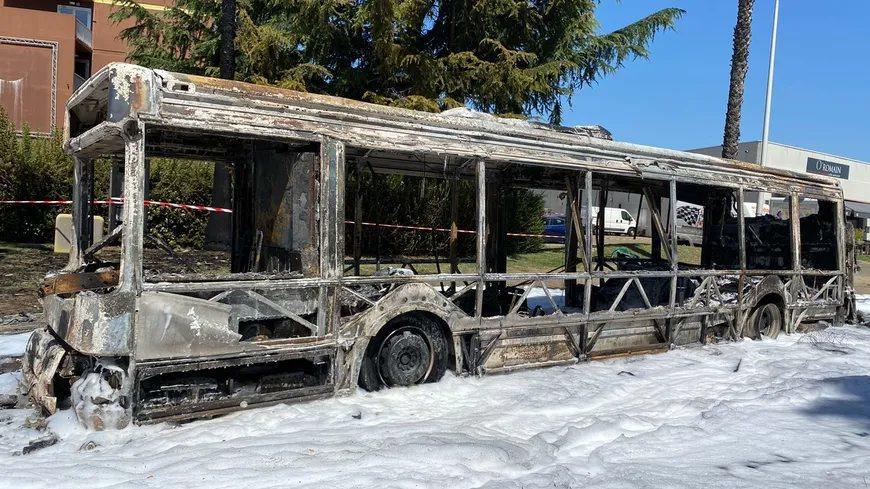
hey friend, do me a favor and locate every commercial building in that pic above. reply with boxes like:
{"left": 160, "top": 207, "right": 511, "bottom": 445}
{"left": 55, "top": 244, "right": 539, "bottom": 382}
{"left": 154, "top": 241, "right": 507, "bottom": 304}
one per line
{"left": 690, "top": 141, "right": 870, "bottom": 242}
{"left": 0, "top": 0, "right": 170, "bottom": 134}
{"left": 539, "top": 140, "right": 869, "bottom": 243}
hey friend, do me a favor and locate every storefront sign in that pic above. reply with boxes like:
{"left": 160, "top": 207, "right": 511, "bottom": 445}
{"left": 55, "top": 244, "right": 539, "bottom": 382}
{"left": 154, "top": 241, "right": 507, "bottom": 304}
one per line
{"left": 806, "top": 157, "right": 849, "bottom": 179}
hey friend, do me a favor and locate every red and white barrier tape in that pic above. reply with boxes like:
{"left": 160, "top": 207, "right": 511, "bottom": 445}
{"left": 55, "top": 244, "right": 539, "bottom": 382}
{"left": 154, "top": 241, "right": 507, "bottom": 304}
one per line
{"left": 0, "top": 198, "right": 232, "bottom": 214}
{"left": 0, "top": 201, "right": 557, "bottom": 236}
{"left": 344, "top": 220, "right": 563, "bottom": 239}
{"left": 0, "top": 199, "right": 77, "bottom": 205}
{"left": 142, "top": 199, "right": 232, "bottom": 214}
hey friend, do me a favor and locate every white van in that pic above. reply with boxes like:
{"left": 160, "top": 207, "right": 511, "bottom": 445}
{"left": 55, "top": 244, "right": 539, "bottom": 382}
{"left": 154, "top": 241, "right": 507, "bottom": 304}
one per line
{"left": 583, "top": 206, "right": 637, "bottom": 235}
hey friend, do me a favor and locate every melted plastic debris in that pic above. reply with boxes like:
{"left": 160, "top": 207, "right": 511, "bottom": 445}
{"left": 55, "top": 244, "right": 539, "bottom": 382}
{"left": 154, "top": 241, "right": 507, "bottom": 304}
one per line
{"left": 71, "top": 370, "right": 130, "bottom": 431}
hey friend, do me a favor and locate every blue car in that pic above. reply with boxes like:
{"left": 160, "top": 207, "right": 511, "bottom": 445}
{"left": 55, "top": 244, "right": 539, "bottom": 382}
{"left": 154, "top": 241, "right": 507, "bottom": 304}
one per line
{"left": 543, "top": 216, "right": 567, "bottom": 243}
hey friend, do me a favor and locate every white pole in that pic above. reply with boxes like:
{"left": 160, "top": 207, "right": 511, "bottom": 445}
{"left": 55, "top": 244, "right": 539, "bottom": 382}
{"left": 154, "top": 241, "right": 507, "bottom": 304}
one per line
{"left": 756, "top": 0, "right": 780, "bottom": 216}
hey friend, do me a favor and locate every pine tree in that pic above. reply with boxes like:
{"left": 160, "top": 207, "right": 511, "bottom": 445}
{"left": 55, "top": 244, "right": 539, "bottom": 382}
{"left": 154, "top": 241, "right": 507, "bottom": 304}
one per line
{"left": 111, "top": 0, "right": 682, "bottom": 123}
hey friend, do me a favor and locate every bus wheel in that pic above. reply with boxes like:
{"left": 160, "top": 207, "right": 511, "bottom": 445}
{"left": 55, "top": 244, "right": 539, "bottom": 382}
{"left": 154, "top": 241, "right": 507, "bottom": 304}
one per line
{"left": 751, "top": 302, "right": 782, "bottom": 340}
{"left": 359, "top": 314, "right": 449, "bottom": 391}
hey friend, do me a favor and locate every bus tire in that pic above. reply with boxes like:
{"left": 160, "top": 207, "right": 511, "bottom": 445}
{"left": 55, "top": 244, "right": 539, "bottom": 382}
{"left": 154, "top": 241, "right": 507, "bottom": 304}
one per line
{"left": 359, "top": 314, "right": 449, "bottom": 391}
{"left": 750, "top": 302, "right": 783, "bottom": 340}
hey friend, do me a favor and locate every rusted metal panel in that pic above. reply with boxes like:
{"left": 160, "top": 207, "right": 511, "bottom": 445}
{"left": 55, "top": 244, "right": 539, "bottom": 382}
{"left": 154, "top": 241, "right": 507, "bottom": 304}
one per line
{"left": 835, "top": 199, "right": 847, "bottom": 300}
{"left": 317, "top": 137, "right": 344, "bottom": 337}
{"left": 42, "top": 289, "right": 135, "bottom": 356}
{"left": 668, "top": 179, "right": 679, "bottom": 310}
{"left": 475, "top": 160, "right": 486, "bottom": 319}
{"left": 482, "top": 330, "right": 577, "bottom": 371}
{"left": 40, "top": 270, "right": 119, "bottom": 296}
{"left": 319, "top": 137, "right": 345, "bottom": 280}
{"left": 66, "top": 157, "right": 86, "bottom": 270}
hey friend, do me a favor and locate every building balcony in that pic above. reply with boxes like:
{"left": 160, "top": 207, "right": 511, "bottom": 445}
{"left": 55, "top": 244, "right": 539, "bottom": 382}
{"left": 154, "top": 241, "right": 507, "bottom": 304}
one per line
{"left": 74, "top": 19, "right": 93, "bottom": 50}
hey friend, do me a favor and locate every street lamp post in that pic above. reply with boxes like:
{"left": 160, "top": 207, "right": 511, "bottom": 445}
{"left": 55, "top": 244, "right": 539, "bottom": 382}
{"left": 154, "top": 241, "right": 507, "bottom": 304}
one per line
{"left": 756, "top": 0, "right": 780, "bottom": 215}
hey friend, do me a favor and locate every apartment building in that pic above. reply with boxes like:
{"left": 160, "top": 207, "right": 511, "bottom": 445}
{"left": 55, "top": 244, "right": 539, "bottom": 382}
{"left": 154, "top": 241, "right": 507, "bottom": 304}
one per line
{"left": 0, "top": 0, "right": 170, "bottom": 134}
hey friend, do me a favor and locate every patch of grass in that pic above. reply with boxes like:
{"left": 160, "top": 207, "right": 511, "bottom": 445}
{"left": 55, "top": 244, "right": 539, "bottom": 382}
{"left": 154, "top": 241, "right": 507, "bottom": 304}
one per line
{"left": 507, "top": 248, "right": 564, "bottom": 272}
{"left": 858, "top": 254, "right": 870, "bottom": 263}
{"left": 348, "top": 240, "right": 706, "bottom": 276}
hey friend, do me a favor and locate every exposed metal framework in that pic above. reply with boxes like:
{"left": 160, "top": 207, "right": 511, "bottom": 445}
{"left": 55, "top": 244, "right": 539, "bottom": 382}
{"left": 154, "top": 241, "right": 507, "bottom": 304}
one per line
{"left": 20, "top": 64, "right": 855, "bottom": 428}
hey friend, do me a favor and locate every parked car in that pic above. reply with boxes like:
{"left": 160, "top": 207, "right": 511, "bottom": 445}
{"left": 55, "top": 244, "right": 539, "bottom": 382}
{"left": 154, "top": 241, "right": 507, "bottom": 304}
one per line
{"left": 543, "top": 216, "right": 567, "bottom": 243}
{"left": 544, "top": 207, "right": 637, "bottom": 243}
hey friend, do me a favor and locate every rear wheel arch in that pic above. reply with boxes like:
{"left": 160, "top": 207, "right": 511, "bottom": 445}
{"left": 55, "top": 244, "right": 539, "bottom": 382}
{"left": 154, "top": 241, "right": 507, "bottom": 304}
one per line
{"left": 747, "top": 293, "right": 785, "bottom": 339}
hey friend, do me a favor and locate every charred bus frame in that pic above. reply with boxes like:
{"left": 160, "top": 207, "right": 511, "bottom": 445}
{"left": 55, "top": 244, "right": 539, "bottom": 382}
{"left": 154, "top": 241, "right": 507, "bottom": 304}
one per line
{"left": 22, "top": 64, "right": 855, "bottom": 428}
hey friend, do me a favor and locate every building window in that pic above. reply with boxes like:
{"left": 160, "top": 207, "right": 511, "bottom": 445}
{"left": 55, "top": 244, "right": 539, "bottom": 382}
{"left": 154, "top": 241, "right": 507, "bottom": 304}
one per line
{"left": 74, "top": 57, "right": 91, "bottom": 79}
{"left": 57, "top": 5, "right": 92, "bottom": 28}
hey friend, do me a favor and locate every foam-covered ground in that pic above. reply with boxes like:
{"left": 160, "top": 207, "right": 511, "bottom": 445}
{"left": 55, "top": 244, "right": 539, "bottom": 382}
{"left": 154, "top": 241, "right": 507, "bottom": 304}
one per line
{"left": 0, "top": 331, "right": 30, "bottom": 357}
{"left": 1, "top": 317, "right": 869, "bottom": 487}
{"left": 857, "top": 294, "right": 870, "bottom": 319}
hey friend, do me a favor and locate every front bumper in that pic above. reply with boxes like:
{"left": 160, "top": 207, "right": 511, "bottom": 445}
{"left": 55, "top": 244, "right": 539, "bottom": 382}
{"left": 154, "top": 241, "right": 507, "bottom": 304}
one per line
{"left": 20, "top": 328, "right": 68, "bottom": 415}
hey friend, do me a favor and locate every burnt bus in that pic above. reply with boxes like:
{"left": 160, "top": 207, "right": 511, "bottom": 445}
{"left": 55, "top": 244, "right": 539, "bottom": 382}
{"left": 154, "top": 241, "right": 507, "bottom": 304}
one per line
{"left": 22, "top": 64, "right": 856, "bottom": 428}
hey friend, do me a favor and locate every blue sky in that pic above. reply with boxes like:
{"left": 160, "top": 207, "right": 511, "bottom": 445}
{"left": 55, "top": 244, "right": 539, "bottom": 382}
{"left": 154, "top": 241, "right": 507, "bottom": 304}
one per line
{"left": 561, "top": 0, "right": 870, "bottom": 162}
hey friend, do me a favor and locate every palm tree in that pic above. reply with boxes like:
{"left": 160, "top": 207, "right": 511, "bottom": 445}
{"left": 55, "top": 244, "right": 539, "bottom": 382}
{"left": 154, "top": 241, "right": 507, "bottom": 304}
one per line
{"left": 722, "top": 0, "right": 754, "bottom": 159}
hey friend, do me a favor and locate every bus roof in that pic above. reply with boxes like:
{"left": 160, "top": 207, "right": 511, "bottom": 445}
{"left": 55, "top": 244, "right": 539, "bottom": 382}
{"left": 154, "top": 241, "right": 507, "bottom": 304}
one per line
{"left": 66, "top": 63, "right": 841, "bottom": 199}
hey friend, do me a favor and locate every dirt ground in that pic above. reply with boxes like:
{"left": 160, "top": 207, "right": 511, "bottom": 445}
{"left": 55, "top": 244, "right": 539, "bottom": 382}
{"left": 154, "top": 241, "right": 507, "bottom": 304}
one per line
{"left": 853, "top": 261, "right": 870, "bottom": 294}
{"left": 0, "top": 243, "right": 67, "bottom": 316}
{"left": 0, "top": 242, "right": 228, "bottom": 318}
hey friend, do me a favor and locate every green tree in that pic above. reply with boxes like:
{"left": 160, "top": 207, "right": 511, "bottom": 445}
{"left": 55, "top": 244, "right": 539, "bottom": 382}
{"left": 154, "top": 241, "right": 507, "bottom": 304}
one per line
{"left": 219, "top": 0, "right": 237, "bottom": 79}
{"left": 112, "top": 0, "right": 682, "bottom": 122}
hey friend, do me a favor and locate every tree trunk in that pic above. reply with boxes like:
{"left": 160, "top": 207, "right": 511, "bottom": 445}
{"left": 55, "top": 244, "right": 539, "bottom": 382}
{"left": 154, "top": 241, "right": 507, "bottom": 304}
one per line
{"left": 207, "top": 0, "right": 237, "bottom": 250}
{"left": 219, "top": 0, "right": 237, "bottom": 79}
{"left": 722, "top": 0, "right": 754, "bottom": 160}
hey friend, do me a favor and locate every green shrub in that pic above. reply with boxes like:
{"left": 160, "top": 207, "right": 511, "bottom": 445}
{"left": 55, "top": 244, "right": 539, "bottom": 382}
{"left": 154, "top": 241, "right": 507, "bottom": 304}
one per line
{"left": 0, "top": 108, "right": 213, "bottom": 247}
{"left": 0, "top": 108, "right": 74, "bottom": 242}
{"left": 146, "top": 159, "right": 214, "bottom": 248}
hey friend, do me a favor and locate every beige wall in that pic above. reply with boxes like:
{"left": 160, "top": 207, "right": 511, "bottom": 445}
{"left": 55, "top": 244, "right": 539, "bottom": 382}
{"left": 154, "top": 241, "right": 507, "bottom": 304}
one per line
{"left": 92, "top": 1, "right": 127, "bottom": 71}
{"left": 91, "top": 0, "right": 175, "bottom": 71}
